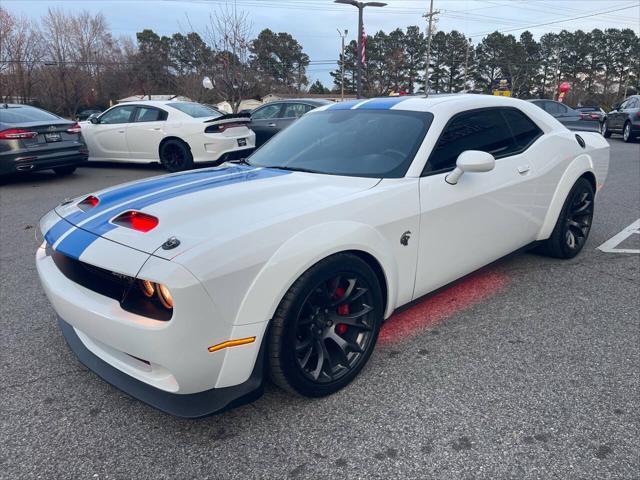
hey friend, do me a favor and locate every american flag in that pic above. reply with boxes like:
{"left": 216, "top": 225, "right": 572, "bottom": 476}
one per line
{"left": 361, "top": 27, "right": 366, "bottom": 64}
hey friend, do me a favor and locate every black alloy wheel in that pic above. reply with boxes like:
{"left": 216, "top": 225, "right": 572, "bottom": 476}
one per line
{"left": 160, "top": 140, "right": 193, "bottom": 172}
{"left": 538, "top": 177, "right": 595, "bottom": 259}
{"left": 268, "top": 253, "right": 383, "bottom": 397}
{"left": 294, "top": 274, "right": 375, "bottom": 384}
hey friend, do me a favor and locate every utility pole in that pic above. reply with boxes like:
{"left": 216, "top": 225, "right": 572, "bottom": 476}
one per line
{"left": 423, "top": 0, "right": 440, "bottom": 97}
{"left": 335, "top": 1, "right": 387, "bottom": 99}
{"left": 337, "top": 28, "right": 348, "bottom": 101}
{"left": 463, "top": 39, "right": 470, "bottom": 93}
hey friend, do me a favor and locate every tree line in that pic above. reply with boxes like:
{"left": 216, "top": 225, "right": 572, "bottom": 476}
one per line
{"left": 1, "top": 6, "right": 638, "bottom": 116}
{"left": 332, "top": 26, "right": 639, "bottom": 108}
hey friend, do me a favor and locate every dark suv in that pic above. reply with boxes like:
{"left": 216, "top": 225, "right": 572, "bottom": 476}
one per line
{"left": 602, "top": 95, "right": 640, "bottom": 142}
{"left": 0, "top": 104, "right": 88, "bottom": 176}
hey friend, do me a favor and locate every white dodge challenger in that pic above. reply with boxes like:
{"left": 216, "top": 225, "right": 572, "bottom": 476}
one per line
{"left": 80, "top": 100, "right": 255, "bottom": 172}
{"left": 37, "top": 95, "right": 609, "bottom": 417}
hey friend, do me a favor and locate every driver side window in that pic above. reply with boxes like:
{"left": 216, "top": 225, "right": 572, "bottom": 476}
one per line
{"left": 252, "top": 103, "right": 283, "bottom": 120}
{"left": 100, "top": 105, "right": 136, "bottom": 124}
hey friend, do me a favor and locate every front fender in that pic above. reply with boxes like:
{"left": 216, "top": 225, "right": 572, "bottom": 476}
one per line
{"left": 537, "top": 154, "right": 594, "bottom": 241}
{"left": 234, "top": 221, "right": 399, "bottom": 327}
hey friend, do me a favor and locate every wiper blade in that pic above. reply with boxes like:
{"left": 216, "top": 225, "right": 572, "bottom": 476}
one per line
{"left": 265, "top": 165, "right": 321, "bottom": 174}
{"left": 228, "top": 157, "right": 253, "bottom": 166}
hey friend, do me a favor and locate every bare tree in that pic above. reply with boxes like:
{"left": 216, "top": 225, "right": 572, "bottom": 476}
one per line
{"left": 201, "top": 4, "right": 256, "bottom": 112}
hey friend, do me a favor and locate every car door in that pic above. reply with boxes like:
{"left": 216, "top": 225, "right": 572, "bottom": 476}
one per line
{"left": 84, "top": 104, "right": 136, "bottom": 161}
{"left": 250, "top": 103, "right": 285, "bottom": 146}
{"left": 414, "top": 107, "right": 544, "bottom": 298}
{"left": 611, "top": 99, "right": 629, "bottom": 131}
{"left": 279, "top": 103, "right": 315, "bottom": 130}
{"left": 125, "top": 106, "right": 168, "bottom": 161}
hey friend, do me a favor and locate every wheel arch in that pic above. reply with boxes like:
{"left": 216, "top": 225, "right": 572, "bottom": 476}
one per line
{"left": 158, "top": 136, "right": 192, "bottom": 157}
{"left": 537, "top": 154, "right": 596, "bottom": 241}
{"left": 233, "top": 221, "right": 399, "bottom": 328}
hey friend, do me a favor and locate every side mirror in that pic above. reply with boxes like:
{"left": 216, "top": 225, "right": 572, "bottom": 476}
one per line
{"left": 89, "top": 116, "right": 100, "bottom": 124}
{"left": 445, "top": 150, "right": 495, "bottom": 185}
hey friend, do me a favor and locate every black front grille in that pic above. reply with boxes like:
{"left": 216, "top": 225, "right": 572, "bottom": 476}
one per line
{"left": 50, "top": 247, "right": 172, "bottom": 321}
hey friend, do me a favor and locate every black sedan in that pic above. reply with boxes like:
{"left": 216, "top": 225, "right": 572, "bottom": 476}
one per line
{"left": 250, "top": 99, "right": 332, "bottom": 147}
{"left": 528, "top": 99, "right": 600, "bottom": 133}
{"left": 0, "top": 104, "right": 88, "bottom": 177}
{"left": 602, "top": 95, "right": 640, "bottom": 142}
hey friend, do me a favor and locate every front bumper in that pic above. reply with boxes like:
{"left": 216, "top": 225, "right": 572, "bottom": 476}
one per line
{"left": 36, "top": 224, "right": 268, "bottom": 416}
{"left": 58, "top": 317, "right": 264, "bottom": 418}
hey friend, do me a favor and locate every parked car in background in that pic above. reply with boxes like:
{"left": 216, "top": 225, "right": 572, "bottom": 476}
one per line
{"left": 77, "top": 108, "right": 103, "bottom": 121}
{"left": 0, "top": 104, "right": 87, "bottom": 177}
{"left": 528, "top": 99, "right": 600, "bottom": 133}
{"left": 250, "top": 99, "right": 332, "bottom": 146}
{"left": 575, "top": 106, "right": 606, "bottom": 126}
{"left": 80, "top": 100, "right": 255, "bottom": 172}
{"left": 602, "top": 95, "right": 640, "bottom": 142}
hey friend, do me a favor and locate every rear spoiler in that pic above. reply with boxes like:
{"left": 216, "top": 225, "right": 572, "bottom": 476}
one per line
{"left": 203, "top": 112, "right": 251, "bottom": 125}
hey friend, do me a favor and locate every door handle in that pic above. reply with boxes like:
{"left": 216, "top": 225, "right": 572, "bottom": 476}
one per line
{"left": 517, "top": 165, "right": 531, "bottom": 174}
{"left": 267, "top": 123, "right": 276, "bottom": 128}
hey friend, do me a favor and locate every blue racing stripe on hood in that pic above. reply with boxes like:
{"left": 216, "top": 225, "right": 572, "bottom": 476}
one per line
{"left": 44, "top": 218, "right": 74, "bottom": 246}
{"left": 55, "top": 167, "right": 289, "bottom": 258}
{"left": 63, "top": 165, "right": 253, "bottom": 225}
{"left": 326, "top": 100, "right": 361, "bottom": 110}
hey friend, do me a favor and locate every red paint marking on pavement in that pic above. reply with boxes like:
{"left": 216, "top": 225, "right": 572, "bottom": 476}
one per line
{"left": 378, "top": 269, "right": 509, "bottom": 345}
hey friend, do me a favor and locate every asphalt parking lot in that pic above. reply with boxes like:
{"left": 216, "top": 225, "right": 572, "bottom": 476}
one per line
{"left": 1, "top": 139, "right": 638, "bottom": 480}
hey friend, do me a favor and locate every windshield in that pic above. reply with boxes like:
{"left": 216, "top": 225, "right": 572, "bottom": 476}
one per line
{"left": 248, "top": 109, "right": 433, "bottom": 178}
{"left": 168, "top": 102, "right": 222, "bottom": 118}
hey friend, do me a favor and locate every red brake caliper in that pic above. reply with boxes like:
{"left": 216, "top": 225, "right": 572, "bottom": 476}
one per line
{"left": 334, "top": 286, "right": 349, "bottom": 335}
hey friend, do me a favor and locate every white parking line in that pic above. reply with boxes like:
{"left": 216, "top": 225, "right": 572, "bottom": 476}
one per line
{"left": 597, "top": 219, "right": 640, "bottom": 254}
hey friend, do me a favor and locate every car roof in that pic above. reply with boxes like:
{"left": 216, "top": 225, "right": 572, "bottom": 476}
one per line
{"left": 115, "top": 100, "right": 200, "bottom": 108}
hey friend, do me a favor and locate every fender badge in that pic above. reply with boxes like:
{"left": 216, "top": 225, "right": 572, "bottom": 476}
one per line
{"left": 400, "top": 231, "right": 411, "bottom": 246}
{"left": 161, "top": 236, "right": 181, "bottom": 250}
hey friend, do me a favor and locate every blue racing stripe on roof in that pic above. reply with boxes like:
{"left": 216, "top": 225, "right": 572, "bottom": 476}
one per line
{"left": 57, "top": 167, "right": 290, "bottom": 258}
{"left": 356, "top": 97, "right": 412, "bottom": 110}
{"left": 326, "top": 100, "right": 361, "bottom": 110}
{"left": 44, "top": 218, "right": 74, "bottom": 246}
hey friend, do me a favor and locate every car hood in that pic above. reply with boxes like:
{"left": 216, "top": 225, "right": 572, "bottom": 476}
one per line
{"left": 54, "top": 164, "right": 380, "bottom": 259}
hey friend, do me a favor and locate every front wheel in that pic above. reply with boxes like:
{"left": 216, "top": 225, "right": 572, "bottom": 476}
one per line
{"left": 268, "top": 253, "right": 383, "bottom": 397}
{"left": 601, "top": 119, "right": 612, "bottom": 138}
{"left": 538, "top": 177, "right": 595, "bottom": 259}
{"left": 160, "top": 140, "right": 194, "bottom": 172}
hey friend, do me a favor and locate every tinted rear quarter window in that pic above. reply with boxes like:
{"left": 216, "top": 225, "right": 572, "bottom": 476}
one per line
{"left": 502, "top": 109, "right": 543, "bottom": 149}
{"left": 168, "top": 102, "right": 221, "bottom": 118}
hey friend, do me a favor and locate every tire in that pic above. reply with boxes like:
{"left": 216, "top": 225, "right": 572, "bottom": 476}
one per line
{"left": 622, "top": 121, "right": 633, "bottom": 143}
{"left": 268, "top": 253, "right": 383, "bottom": 397}
{"left": 160, "top": 140, "right": 193, "bottom": 172}
{"left": 538, "top": 177, "right": 595, "bottom": 259}
{"left": 601, "top": 120, "right": 611, "bottom": 138}
{"left": 53, "top": 166, "right": 77, "bottom": 176}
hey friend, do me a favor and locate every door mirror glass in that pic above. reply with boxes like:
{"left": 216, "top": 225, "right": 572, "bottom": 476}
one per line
{"left": 445, "top": 150, "right": 495, "bottom": 185}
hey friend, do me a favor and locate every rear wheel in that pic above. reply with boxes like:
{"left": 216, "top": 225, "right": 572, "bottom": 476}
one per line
{"left": 538, "top": 177, "right": 594, "bottom": 259}
{"left": 160, "top": 140, "right": 193, "bottom": 172}
{"left": 53, "top": 166, "right": 77, "bottom": 176}
{"left": 268, "top": 253, "right": 383, "bottom": 397}
{"left": 622, "top": 121, "right": 633, "bottom": 143}
{"left": 601, "top": 120, "right": 611, "bottom": 138}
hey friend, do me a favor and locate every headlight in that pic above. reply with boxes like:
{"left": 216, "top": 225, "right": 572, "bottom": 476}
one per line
{"left": 157, "top": 284, "right": 173, "bottom": 309}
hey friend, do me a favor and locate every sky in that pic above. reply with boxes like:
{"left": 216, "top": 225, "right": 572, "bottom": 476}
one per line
{"left": 2, "top": 0, "right": 639, "bottom": 86}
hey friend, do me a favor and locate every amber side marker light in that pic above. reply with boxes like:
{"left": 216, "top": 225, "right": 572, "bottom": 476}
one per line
{"left": 208, "top": 336, "right": 256, "bottom": 353}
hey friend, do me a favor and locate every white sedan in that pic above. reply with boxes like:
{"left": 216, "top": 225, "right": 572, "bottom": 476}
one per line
{"left": 37, "top": 94, "right": 609, "bottom": 417}
{"left": 80, "top": 100, "right": 255, "bottom": 172}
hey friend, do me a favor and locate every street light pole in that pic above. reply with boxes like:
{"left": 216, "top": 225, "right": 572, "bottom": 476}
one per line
{"left": 337, "top": 28, "right": 348, "bottom": 101}
{"left": 334, "top": 0, "right": 387, "bottom": 99}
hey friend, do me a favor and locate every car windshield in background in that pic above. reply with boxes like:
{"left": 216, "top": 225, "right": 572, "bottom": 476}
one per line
{"left": 168, "top": 102, "right": 222, "bottom": 118}
{"left": 0, "top": 106, "right": 61, "bottom": 124}
{"left": 248, "top": 109, "right": 433, "bottom": 178}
